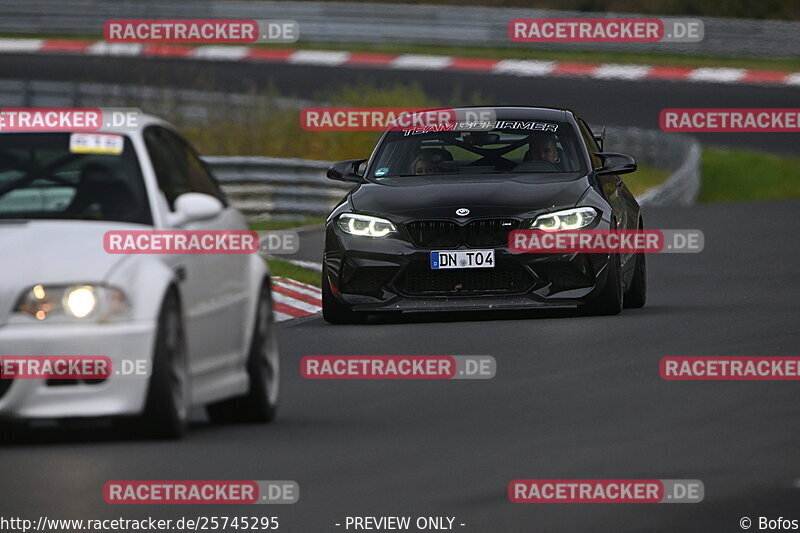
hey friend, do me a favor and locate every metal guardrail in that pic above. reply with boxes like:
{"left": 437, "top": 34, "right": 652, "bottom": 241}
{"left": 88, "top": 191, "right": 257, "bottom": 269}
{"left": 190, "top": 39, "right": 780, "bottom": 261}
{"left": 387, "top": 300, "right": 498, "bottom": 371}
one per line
{"left": 0, "top": 0, "right": 797, "bottom": 59}
{"left": 0, "top": 79, "right": 308, "bottom": 124}
{"left": 205, "top": 156, "right": 351, "bottom": 220}
{"left": 0, "top": 80, "right": 699, "bottom": 216}
{"left": 204, "top": 126, "right": 701, "bottom": 219}
{"left": 625, "top": 130, "right": 702, "bottom": 206}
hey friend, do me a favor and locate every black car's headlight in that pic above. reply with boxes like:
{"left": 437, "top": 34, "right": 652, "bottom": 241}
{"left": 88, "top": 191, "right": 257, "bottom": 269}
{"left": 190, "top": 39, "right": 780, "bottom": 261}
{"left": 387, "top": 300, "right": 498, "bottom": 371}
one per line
{"left": 337, "top": 213, "right": 397, "bottom": 238}
{"left": 15, "top": 284, "right": 129, "bottom": 321}
{"left": 530, "top": 207, "right": 599, "bottom": 231}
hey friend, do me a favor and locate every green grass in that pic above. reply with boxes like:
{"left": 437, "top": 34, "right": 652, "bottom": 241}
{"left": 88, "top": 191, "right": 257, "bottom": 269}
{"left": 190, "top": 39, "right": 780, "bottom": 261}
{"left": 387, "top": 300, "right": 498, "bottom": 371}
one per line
{"left": 250, "top": 217, "right": 326, "bottom": 231}
{"left": 626, "top": 164, "right": 671, "bottom": 197}
{"left": 699, "top": 148, "right": 800, "bottom": 202}
{"left": 253, "top": 219, "right": 324, "bottom": 287}
{"left": 178, "top": 82, "right": 671, "bottom": 199}
{"left": 180, "top": 83, "right": 469, "bottom": 160}
{"left": 267, "top": 258, "right": 321, "bottom": 287}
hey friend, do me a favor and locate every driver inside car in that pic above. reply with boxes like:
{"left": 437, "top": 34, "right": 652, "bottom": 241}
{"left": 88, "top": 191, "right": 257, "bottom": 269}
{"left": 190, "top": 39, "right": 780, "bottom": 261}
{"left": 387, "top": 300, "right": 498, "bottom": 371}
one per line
{"left": 412, "top": 154, "right": 437, "bottom": 175}
{"left": 523, "top": 133, "right": 559, "bottom": 164}
{"left": 410, "top": 148, "right": 454, "bottom": 175}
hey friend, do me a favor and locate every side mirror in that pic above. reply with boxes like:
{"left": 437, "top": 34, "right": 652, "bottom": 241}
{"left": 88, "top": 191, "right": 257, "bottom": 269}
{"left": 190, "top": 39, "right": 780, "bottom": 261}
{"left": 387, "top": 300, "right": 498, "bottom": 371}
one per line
{"left": 594, "top": 152, "right": 637, "bottom": 176}
{"left": 327, "top": 159, "right": 367, "bottom": 183}
{"left": 169, "top": 192, "right": 224, "bottom": 226}
{"left": 593, "top": 126, "right": 606, "bottom": 150}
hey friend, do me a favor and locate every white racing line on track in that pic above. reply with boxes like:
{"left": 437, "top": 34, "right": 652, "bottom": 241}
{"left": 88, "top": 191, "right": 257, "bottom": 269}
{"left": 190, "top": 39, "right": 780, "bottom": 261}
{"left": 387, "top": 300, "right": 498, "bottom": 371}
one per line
{"left": 271, "top": 277, "right": 322, "bottom": 322}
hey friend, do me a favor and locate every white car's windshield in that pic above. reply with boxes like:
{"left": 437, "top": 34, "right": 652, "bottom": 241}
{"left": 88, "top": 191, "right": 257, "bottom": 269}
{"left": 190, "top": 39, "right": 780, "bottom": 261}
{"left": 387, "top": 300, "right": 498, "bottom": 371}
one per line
{"left": 0, "top": 133, "right": 152, "bottom": 224}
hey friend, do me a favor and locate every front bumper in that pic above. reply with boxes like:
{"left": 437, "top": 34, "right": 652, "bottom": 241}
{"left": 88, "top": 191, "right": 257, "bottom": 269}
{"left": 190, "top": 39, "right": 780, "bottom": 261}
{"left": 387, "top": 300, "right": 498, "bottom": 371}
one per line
{"left": 0, "top": 320, "right": 156, "bottom": 420}
{"left": 324, "top": 226, "right": 613, "bottom": 313}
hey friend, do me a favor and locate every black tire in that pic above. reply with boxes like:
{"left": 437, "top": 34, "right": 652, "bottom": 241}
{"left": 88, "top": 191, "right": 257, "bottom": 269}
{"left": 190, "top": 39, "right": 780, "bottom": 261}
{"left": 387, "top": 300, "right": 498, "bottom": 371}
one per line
{"left": 321, "top": 266, "right": 366, "bottom": 324}
{"left": 206, "top": 280, "right": 280, "bottom": 424}
{"left": 0, "top": 420, "right": 22, "bottom": 443}
{"left": 141, "top": 289, "right": 190, "bottom": 439}
{"left": 588, "top": 252, "right": 623, "bottom": 316}
{"left": 624, "top": 251, "right": 647, "bottom": 309}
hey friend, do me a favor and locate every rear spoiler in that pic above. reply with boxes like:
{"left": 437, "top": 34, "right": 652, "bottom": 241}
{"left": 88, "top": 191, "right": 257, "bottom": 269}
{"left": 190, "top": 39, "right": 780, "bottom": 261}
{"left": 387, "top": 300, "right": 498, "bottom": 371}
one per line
{"left": 593, "top": 126, "right": 606, "bottom": 150}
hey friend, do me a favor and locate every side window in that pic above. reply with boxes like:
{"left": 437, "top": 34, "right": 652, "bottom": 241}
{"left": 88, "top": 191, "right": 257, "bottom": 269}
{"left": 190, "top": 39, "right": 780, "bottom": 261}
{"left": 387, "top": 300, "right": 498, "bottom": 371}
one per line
{"left": 577, "top": 119, "right": 603, "bottom": 170}
{"left": 143, "top": 126, "right": 192, "bottom": 211}
{"left": 165, "top": 131, "right": 228, "bottom": 206}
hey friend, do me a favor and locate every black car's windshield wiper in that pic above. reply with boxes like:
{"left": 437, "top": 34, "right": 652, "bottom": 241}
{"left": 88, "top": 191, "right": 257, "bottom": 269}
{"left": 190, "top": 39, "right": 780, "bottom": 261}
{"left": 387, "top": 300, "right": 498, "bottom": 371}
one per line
{"left": 377, "top": 171, "right": 511, "bottom": 178}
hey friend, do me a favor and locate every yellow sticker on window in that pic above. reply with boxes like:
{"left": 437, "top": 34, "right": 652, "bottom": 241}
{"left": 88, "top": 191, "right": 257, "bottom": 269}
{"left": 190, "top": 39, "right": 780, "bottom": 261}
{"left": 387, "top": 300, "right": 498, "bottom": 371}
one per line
{"left": 69, "top": 133, "right": 124, "bottom": 155}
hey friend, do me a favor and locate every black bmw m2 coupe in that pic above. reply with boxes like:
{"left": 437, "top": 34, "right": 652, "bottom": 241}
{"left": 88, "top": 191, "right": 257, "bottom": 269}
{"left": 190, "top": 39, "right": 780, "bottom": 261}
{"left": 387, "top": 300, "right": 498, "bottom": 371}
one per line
{"left": 322, "top": 107, "right": 646, "bottom": 323}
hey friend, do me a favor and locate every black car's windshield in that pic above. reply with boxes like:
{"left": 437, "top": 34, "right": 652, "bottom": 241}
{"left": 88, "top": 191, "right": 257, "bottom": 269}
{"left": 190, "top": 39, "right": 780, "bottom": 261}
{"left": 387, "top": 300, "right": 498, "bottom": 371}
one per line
{"left": 368, "top": 120, "right": 585, "bottom": 180}
{"left": 0, "top": 132, "right": 152, "bottom": 224}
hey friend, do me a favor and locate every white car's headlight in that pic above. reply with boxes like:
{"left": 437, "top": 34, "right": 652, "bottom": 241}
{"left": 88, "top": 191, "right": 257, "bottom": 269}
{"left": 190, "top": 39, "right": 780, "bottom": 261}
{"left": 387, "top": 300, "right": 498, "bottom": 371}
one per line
{"left": 337, "top": 213, "right": 397, "bottom": 237}
{"left": 530, "top": 207, "right": 598, "bottom": 231}
{"left": 15, "top": 284, "right": 129, "bottom": 321}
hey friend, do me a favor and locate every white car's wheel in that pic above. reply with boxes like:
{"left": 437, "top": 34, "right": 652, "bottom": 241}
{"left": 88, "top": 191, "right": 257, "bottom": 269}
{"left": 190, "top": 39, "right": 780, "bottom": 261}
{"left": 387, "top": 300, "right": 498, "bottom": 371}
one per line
{"left": 207, "top": 280, "right": 280, "bottom": 423}
{"left": 141, "top": 289, "right": 190, "bottom": 438}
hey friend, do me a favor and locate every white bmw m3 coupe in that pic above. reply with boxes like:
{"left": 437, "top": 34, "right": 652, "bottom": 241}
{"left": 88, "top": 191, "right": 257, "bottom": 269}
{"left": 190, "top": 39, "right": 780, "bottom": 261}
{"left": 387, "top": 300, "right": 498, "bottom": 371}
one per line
{"left": 0, "top": 115, "right": 279, "bottom": 438}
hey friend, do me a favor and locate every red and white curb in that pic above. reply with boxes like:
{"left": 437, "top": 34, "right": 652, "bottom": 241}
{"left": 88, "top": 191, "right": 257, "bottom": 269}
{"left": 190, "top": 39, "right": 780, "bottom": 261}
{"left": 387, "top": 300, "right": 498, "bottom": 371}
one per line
{"left": 0, "top": 38, "right": 798, "bottom": 87}
{"left": 271, "top": 276, "right": 321, "bottom": 322}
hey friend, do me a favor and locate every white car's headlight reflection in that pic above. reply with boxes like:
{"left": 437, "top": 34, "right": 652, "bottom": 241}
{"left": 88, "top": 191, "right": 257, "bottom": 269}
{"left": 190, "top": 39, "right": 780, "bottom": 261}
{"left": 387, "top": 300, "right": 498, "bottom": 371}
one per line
{"left": 64, "top": 286, "right": 97, "bottom": 318}
{"left": 16, "top": 284, "right": 129, "bottom": 321}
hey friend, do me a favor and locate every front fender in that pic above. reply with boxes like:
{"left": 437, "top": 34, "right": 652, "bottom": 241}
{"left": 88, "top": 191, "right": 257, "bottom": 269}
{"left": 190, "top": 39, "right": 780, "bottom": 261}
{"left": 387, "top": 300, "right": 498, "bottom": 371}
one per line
{"left": 104, "top": 255, "right": 180, "bottom": 322}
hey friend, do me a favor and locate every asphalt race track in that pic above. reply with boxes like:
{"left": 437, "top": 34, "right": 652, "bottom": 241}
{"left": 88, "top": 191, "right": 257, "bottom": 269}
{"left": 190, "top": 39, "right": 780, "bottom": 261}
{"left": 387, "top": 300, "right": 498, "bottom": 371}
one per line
{"left": 2, "top": 200, "right": 799, "bottom": 531}
{"left": 1, "top": 49, "right": 799, "bottom": 531}
{"left": 1, "top": 53, "right": 800, "bottom": 155}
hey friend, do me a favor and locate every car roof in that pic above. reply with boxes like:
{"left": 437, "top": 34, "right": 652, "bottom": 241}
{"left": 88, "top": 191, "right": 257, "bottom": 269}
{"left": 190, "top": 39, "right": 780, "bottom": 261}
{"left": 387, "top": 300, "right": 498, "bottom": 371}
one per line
{"left": 405, "top": 106, "right": 573, "bottom": 122}
{"left": 99, "top": 113, "right": 170, "bottom": 134}
{"left": 453, "top": 106, "right": 572, "bottom": 121}
{"left": 0, "top": 112, "right": 173, "bottom": 135}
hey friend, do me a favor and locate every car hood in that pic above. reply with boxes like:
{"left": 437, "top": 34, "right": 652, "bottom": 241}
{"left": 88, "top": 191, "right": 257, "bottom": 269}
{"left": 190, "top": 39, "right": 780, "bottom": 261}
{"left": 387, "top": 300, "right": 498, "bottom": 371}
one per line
{"left": 350, "top": 174, "right": 591, "bottom": 219}
{"left": 0, "top": 220, "right": 141, "bottom": 326}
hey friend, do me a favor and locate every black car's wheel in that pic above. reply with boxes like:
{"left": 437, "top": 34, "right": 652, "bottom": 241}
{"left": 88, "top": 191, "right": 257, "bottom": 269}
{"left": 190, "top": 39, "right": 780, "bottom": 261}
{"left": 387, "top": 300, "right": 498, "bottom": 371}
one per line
{"left": 322, "top": 266, "right": 366, "bottom": 324}
{"left": 0, "top": 420, "right": 21, "bottom": 442}
{"left": 624, "top": 250, "right": 647, "bottom": 309}
{"left": 207, "top": 280, "right": 280, "bottom": 424}
{"left": 588, "top": 252, "right": 623, "bottom": 316}
{"left": 141, "top": 288, "right": 190, "bottom": 439}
